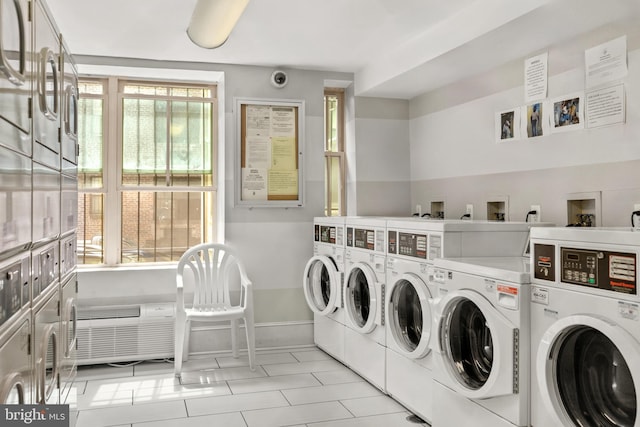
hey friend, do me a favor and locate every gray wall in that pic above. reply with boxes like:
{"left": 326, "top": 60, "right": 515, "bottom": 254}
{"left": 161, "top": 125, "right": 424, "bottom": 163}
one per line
{"left": 409, "top": 25, "right": 640, "bottom": 227}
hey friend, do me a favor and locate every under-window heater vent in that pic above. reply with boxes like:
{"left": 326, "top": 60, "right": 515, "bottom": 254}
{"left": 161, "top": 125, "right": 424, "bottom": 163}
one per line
{"left": 76, "top": 303, "right": 175, "bottom": 365}
{"left": 77, "top": 305, "right": 141, "bottom": 320}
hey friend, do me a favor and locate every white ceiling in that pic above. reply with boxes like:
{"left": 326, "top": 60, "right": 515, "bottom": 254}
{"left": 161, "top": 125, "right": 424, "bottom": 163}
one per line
{"left": 47, "top": 0, "right": 640, "bottom": 99}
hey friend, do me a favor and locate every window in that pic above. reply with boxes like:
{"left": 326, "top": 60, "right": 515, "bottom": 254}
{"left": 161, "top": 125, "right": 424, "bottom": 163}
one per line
{"left": 77, "top": 79, "right": 105, "bottom": 264}
{"left": 77, "top": 77, "right": 217, "bottom": 265}
{"left": 324, "top": 88, "right": 345, "bottom": 216}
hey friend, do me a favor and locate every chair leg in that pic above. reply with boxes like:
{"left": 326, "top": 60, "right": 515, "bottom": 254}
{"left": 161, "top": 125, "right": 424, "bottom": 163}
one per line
{"left": 174, "top": 320, "right": 185, "bottom": 377}
{"left": 183, "top": 319, "right": 191, "bottom": 362}
{"left": 230, "top": 319, "right": 239, "bottom": 358}
{"left": 245, "top": 315, "right": 256, "bottom": 371}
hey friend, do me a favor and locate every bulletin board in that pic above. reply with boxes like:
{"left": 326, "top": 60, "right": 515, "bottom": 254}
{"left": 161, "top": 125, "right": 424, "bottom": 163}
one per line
{"left": 235, "top": 97, "right": 305, "bottom": 207}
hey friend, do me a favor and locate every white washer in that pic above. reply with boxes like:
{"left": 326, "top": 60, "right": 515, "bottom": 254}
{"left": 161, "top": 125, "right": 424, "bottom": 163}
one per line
{"left": 303, "top": 216, "right": 346, "bottom": 362}
{"left": 344, "top": 216, "right": 387, "bottom": 391}
{"left": 385, "top": 247, "right": 436, "bottom": 422}
{"left": 384, "top": 218, "right": 545, "bottom": 423}
{"left": 530, "top": 227, "right": 640, "bottom": 427}
{"left": 432, "top": 256, "right": 531, "bottom": 427}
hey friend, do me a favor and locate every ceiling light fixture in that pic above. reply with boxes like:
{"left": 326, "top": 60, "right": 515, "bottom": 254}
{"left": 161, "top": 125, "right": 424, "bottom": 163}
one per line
{"left": 187, "top": 0, "right": 250, "bottom": 49}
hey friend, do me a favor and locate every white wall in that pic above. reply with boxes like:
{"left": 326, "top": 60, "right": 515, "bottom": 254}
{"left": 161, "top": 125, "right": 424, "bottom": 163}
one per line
{"left": 353, "top": 97, "right": 411, "bottom": 216}
{"left": 409, "top": 26, "right": 640, "bottom": 226}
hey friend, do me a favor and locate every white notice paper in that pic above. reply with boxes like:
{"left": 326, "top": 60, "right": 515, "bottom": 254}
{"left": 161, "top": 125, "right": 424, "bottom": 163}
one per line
{"left": 585, "top": 36, "right": 628, "bottom": 88}
{"left": 586, "top": 84, "right": 625, "bottom": 128}
{"left": 241, "top": 168, "right": 267, "bottom": 200}
{"left": 524, "top": 52, "right": 548, "bottom": 102}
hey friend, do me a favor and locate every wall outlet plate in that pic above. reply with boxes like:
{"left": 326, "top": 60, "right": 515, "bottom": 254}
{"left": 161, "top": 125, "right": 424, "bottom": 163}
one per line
{"left": 530, "top": 205, "right": 541, "bottom": 222}
{"left": 633, "top": 204, "right": 640, "bottom": 228}
{"left": 466, "top": 204, "right": 473, "bottom": 220}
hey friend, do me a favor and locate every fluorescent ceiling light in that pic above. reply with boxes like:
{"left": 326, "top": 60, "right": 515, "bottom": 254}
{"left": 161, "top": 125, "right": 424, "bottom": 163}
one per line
{"left": 187, "top": 0, "right": 250, "bottom": 49}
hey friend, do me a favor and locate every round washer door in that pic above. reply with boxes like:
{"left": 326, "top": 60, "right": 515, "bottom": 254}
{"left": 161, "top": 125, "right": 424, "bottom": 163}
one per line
{"left": 0, "top": 373, "right": 25, "bottom": 404}
{"left": 388, "top": 273, "right": 432, "bottom": 359}
{"left": 436, "top": 289, "right": 517, "bottom": 399}
{"left": 303, "top": 255, "right": 341, "bottom": 316}
{"left": 37, "top": 324, "right": 58, "bottom": 404}
{"left": 537, "top": 315, "right": 640, "bottom": 427}
{"left": 345, "top": 262, "right": 380, "bottom": 334}
{"left": 63, "top": 297, "right": 77, "bottom": 357}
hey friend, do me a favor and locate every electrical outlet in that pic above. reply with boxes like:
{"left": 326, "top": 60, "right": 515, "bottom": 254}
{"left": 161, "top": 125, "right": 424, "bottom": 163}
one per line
{"left": 530, "top": 205, "right": 541, "bottom": 222}
{"left": 633, "top": 204, "right": 640, "bottom": 229}
{"left": 466, "top": 204, "right": 473, "bottom": 220}
{"left": 416, "top": 204, "right": 422, "bottom": 216}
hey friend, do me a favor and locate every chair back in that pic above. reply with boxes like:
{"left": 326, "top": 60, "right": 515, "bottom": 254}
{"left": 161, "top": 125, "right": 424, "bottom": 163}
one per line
{"left": 177, "top": 243, "right": 248, "bottom": 310}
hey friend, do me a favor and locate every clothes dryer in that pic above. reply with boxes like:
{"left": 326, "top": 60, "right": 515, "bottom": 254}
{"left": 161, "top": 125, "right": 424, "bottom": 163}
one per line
{"left": 0, "top": 0, "right": 32, "bottom": 157}
{"left": 344, "top": 217, "right": 387, "bottom": 391}
{"left": 0, "top": 310, "right": 32, "bottom": 404}
{"left": 530, "top": 227, "right": 640, "bottom": 427}
{"left": 432, "top": 256, "right": 531, "bottom": 427}
{"left": 303, "top": 216, "right": 346, "bottom": 362}
{"left": 33, "top": 0, "right": 61, "bottom": 170}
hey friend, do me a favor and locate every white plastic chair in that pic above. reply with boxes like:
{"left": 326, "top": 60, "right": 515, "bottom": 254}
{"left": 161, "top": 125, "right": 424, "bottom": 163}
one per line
{"left": 174, "top": 243, "right": 256, "bottom": 377}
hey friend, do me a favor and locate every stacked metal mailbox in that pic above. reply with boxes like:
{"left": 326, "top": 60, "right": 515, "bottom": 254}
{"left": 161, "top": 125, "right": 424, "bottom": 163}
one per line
{"left": 0, "top": 0, "right": 78, "bottom": 423}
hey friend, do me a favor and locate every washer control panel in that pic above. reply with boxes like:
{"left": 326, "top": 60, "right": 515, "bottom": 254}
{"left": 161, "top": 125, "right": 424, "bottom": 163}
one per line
{"left": 534, "top": 242, "right": 637, "bottom": 295}
{"left": 560, "top": 247, "right": 636, "bottom": 294}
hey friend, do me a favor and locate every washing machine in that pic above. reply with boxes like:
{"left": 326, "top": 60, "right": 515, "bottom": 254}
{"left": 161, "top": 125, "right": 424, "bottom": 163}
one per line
{"left": 33, "top": 284, "right": 60, "bottom": 405}
{"left": 530, "top": 227, "right": 640, "bottom": 427}
{"left": 0, "top": 310, "right": 32, "bottom": 404}
{"left": 385, "top": 234, "right": 436, "bottom": 422}
{"left": 384, "top": 218, "right": 541, "bottom": 423}
{"left": 303, "top": 216, "right": 346, "bottom": 362}
{"left": 431, "top": 256, "right": 531, "bottom": 427}
{"left": 343, "top": 216, "right": 387, "bottom": 391}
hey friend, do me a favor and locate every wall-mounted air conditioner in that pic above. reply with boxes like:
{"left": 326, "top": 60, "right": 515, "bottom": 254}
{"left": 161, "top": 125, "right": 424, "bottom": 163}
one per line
{"left": 76, "top": 303, "right": 175, "bottom": 365}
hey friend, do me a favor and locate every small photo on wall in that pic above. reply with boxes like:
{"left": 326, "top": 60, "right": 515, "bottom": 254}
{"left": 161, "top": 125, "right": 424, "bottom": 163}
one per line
{"left": 525, "top": 102, "right": 544, "bottom": 138}
{"left": 549, "top": 92, "right": 584, "bottom": 133}
{"left": 495, "top": 107, "right": 521, "bottom": 143}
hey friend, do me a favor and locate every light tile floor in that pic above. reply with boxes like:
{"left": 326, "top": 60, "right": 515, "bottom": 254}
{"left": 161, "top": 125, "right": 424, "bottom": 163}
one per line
{"left": 74, "top": 347, "right": 429, "bottom": 427}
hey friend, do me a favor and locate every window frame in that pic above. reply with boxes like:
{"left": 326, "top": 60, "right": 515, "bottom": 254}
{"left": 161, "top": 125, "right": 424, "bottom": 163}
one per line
{"left": 76, "top": 67, "right": 225, "bottom": 267}
{"left": 324, "top": 88, "right": 346, "bottom": 216}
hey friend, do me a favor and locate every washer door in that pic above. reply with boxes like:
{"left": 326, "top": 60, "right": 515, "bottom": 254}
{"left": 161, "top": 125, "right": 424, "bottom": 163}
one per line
{"left": 303, "top": 255, "right": 341, "bottom": 316}
{"left": 37, "top": 323, "right": 58, "bottom": 404}
{"left": 388, "top": 273, "right": 432, "bottom": 358}
{"left": 537, "top": 315, "right": 640, "bottom": 427}
{"left": 345, "top": 262, "right": 381, "bottom": 333}
{"left": 0, "top": 373, "right": 24, "bottom": 404}
{"left": 436, "top": 289, "right": 517, "bottom": 399}
{"left": 0, "top": 0, "right": 30, "bottom": 136}
{"left": 63, "top": 297, "right": 77, "bottom": 357}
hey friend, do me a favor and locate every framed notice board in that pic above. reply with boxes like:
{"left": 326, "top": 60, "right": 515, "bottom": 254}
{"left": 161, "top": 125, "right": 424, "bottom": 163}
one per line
{"left": 235, "top": 97, "right": 305, "bottom": 207}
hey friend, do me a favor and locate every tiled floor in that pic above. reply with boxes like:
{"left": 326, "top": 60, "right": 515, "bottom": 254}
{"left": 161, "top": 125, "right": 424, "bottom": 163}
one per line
{"left": 75, "top": 347, "right": 429, "bottom": 427}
